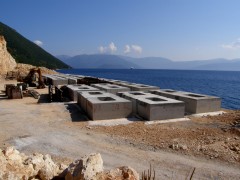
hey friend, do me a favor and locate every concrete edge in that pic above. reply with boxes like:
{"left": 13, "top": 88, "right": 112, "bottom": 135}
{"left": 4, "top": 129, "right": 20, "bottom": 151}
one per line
{"left": 87, "top": 117, "right": 139, "bottom": 126}
{"left": 190, "top": 111, "right": 226, "bottom": 117}
{"left": 144, "top": 118, "right": 190, "bottom": 125}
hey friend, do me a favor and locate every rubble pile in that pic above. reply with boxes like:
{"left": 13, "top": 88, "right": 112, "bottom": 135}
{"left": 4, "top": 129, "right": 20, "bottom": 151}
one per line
{"left": 15, "top": 63, "right": 58, "bottom": 76}
{"left": 0, "top": 147, "right": 139, "bottom": 180}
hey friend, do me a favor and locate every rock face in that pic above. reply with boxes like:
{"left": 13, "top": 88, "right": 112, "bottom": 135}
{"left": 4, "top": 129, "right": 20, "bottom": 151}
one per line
{"left": 97, "top": 166, "right": 140, "bottom": 180}
{"left": 0, "top": 147, "right": 61, "bottom": 180}
{"left": 0, "top": 36, "right": 17, "bottom": 74}
{"left": 0, "top": 147, "right": 139, "bottom": 180}
{"left": 65, "top": 153, "right": 103, "bottom": 180}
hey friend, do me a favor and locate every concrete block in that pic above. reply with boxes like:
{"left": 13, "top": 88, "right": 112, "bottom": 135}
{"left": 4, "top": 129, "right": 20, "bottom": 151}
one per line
{"left": 129, "top": 83, "right": 160, "bottom": 91}
{"left": 149, "top": 89, "right": 221, "bottom": 114}
{"left": 91, "top": 83, "right": 130, "bottom": 94}
{"left": 67, "top": 77, "right": 78, "bottom": 84}
{"left": 67, "top": 84, "right": 99, "bottom": 101}
{"left": 77, "top": 91, "right": 106, "bottom": 112}
{"left": 136, "top": 96, "right": 185, "bottom": 120}
{"left": 47, "top": 75, "right": 68, "bottom": 86}
{"left": 113, "top": 82, "right": 160, "bottom": 92}
{"left": 84, "top": 93, "right": 132, "bottom": 120}
{"left": 117, "top": 91, "right": 155, "bottom": 114}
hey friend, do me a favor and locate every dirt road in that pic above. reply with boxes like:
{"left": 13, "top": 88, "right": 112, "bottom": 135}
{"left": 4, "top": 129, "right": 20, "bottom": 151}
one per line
{"left": 0, "top": 80, "right": 240, "bottom": 179}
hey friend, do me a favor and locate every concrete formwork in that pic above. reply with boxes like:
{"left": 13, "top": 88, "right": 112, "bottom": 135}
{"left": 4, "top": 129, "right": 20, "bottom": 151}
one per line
{"left": 67, "top": 84, "right": 99, "bottom": 101}
{"left": 82, "top": 93, "right": 132, "bottom": 120}
{"left": 136, "top": 96, "right": 185, "bottom": 120}
{"left": 149, "top": 89, "right": 221, "bottom": 114}
{"left": 91, "top": 83, "right": 130, "bottom": 94}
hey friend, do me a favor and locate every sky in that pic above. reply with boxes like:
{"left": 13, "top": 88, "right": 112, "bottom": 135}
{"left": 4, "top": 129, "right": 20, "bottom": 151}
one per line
{"left": 1, "top": 0, "right": 240, "bottom": 61}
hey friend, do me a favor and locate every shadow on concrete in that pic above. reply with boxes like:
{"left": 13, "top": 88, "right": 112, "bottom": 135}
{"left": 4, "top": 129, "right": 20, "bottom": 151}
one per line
{"left": 64, "top": 102, "right": 89, "bottom": 122}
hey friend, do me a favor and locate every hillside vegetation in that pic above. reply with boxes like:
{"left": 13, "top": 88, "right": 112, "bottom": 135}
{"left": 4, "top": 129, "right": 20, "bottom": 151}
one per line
{"left": 0, "top": 22, "right": 70, "bottom": 69}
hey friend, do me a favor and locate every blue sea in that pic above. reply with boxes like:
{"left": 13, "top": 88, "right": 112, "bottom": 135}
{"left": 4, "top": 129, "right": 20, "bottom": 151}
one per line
{"left": 57, "top": 69, "right": 240, "bottom": 110}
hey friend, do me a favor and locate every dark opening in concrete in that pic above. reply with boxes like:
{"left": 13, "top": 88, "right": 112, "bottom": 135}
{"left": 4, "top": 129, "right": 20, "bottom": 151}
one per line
{"left": 186, "top": 94, "right": 205, "bottom": 98}
{"left": 165, "top": 90, "right": 176, "bottom": 93}
{"left": 89, "top": 92, "right": 102, "bottom": 95}
{"left": 98, "top": 97, "right": 115, "bottom": 101}
{"left": 130, "top": 92, "right": 145, "bottom": 95}
{"left": 146, "top": 97, "right": 167, "bottom": 102}
{"left": 78, "top": 87, "right": 89, "bottom": 89}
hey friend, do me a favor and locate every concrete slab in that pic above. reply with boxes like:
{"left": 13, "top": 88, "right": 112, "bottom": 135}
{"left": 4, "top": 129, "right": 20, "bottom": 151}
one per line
{"left": 137, "top": 95, "right": 185, "bottom": 120}
{"left": 145, "top": 117, "right": 190, "bottom": 125}
{"left": 191, "top": 111, "right": 226, "bottom": 117}
{"left": 87, "top": 117, "right": 139, "bottom": 126}
{"left": 91, "top": 83, "right": 130, "bottom": 94}
{"left": 84, "top": 93, "right": 132, "bottom": 120}
{"left": 67, "top": 84, "right": 99, "bottom": 101}
{"left": 150, "top": 89, "right": 221, "bottom": 114}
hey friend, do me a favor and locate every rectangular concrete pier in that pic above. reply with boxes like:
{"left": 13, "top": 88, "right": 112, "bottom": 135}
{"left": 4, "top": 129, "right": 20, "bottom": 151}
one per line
{"left": 117, "top": 91, "right": 155, "bottom": 114}
{"left": 112, "top": 82, "right": 160, "bottom": 92}
{"left": 43, "top": 75, "right": 68, "bottom": 86}
{"left": 149, "top": 89, "right": 221, "bottom": 114}
{"left": 77, "top": 91, "right": 107, "bottom": 112}
{"left": 136, "top": 96, "right": 185, "bottom": 120}
{"left": 67, "top": 84, "right": 99, "bottom": 101}
{"left": 81, "top": 93, "right": 132, "bottom": 120}
{"left": 91, "top": 83, "right": 130, "bottom": 94}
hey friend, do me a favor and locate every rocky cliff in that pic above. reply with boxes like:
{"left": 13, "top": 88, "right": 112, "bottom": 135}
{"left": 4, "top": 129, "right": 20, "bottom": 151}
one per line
{"left": 0, "top": 35, "right": 16, "bottom": 74}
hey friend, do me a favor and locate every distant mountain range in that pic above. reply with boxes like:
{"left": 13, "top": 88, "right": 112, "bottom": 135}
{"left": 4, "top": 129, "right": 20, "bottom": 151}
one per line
{"left": 57, "top": 54, "right": 240, "bottom": 71}
{"left": 0, "top": 22, "right": 70, "bottom": 69}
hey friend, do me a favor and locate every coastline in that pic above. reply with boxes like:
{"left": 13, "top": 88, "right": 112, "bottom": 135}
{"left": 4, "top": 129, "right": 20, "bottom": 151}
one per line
{"left": 0, "top": 78, "right": 240, "bottom": 178}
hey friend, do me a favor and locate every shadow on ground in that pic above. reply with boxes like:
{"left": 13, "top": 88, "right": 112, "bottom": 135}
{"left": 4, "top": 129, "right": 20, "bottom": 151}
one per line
{"left": 64, "top": 102, "right": 89, "bottom": 122}
{"left": 37, "top": 94, "right": 49, "bottom": 103}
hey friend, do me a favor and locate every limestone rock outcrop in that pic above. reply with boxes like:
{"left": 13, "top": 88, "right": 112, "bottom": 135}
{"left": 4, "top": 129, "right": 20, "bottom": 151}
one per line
{"left": 0, "top": 147, "right": 140, "bottom": 180}
{"left": 0, "top": 36, "right": 17, "bottom": 74}
{"left": 15, "top": 63, "right": 58, "bottom": 76}
{"left": 96, "top": 166, "right": 139, "bottom": 180}
{"left": 65, "top": 153, "right": 103, "bottom": 180}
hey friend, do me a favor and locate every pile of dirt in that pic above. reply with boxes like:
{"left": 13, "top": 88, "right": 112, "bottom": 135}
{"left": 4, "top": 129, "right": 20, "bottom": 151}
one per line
{"left": 0, "top": 147, "right": 139, "bottom": 180}
{"left": 15, "top": 63, "right": 58, "bottom": 76}
{"left": 86, "top": 110, "right": 240, "bottom": 165}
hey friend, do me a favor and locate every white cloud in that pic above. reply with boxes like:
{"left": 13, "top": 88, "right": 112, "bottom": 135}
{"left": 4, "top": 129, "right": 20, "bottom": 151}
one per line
{"left": 109, "top": 42, "right": 117, "bottom": 53}
{"left": 34, "top": 40, "right": 43, "bottom": 46}
{"left": 131, "top": 45, "right": 142, "bottom": 54}
{"left": 222, "top": 38, "right": 240, "bottom": 49}
{"left": 124, "top": 45, "right": 131, "bottom": 54}
{"left": 98, "top": 42, "right": 117, "bottom": 54}
{"left": 98, "top": 46, "right": 107, "bottom": 53}
{"left": 123, "top": 44, "right": 143, "bottom": 54}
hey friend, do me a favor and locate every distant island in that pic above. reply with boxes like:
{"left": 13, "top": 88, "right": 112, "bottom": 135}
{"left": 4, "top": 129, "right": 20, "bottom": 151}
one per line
{"left": 57, "top": 54, "right": 240, "bottom": 71}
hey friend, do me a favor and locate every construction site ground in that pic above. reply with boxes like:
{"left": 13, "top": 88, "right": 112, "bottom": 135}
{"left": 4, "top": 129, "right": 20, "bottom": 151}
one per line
{"left": 0, "top": 78, "right": 240, "bottom": 179}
